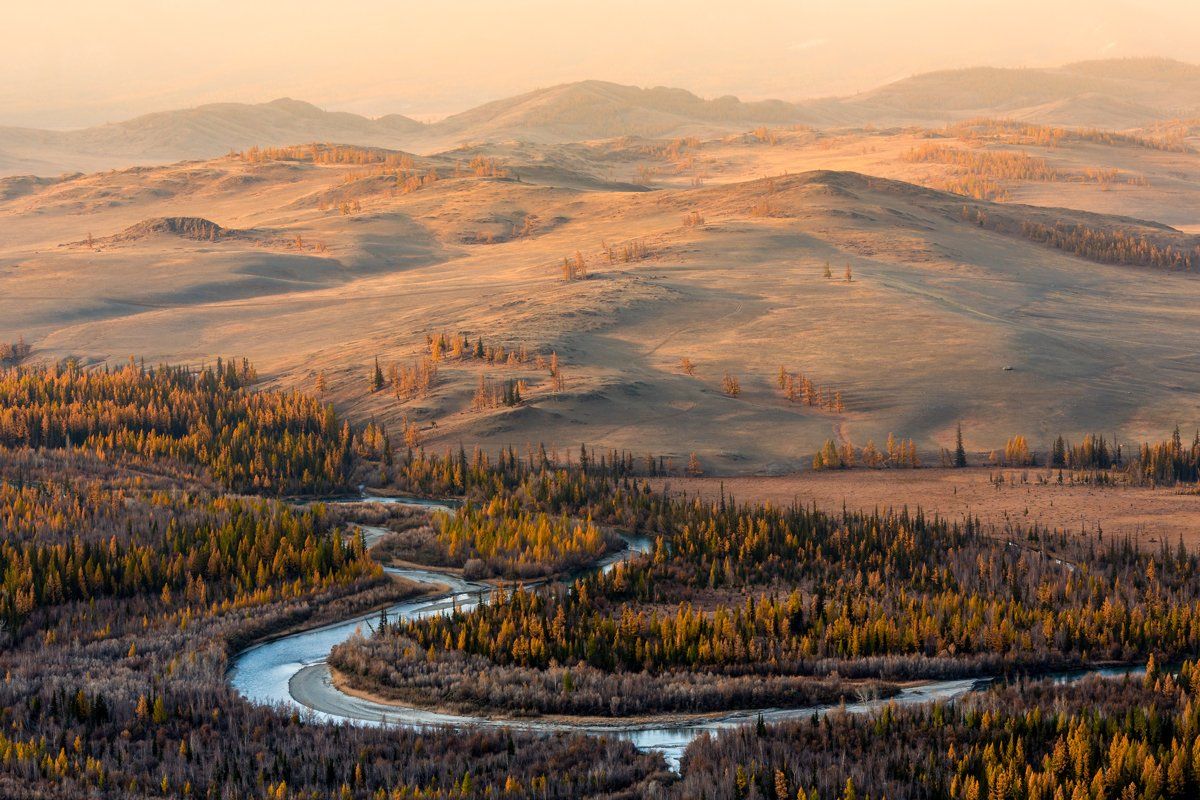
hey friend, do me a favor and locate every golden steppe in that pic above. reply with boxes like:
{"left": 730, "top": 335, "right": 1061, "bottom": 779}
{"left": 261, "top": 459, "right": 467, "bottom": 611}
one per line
{"left": 2, "top": 123, "right": 1199, "bottom": 473}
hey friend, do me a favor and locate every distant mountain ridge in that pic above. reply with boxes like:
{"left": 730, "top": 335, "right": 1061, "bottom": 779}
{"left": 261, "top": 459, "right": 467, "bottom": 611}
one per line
{"left": 823, "top": 58, "right": 1200, "bottom": 126}
{"left": 430, "top": 80, "right": 805, "bottom": 143}
{"left": 0, "top": 98, "right": 423, "bottom": 176}
{"left": 1, "top": 58, "right": 1197, "bottom": 176}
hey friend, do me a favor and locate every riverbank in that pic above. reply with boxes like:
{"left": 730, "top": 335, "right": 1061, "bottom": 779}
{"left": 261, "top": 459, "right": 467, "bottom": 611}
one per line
{"left": 229, "top": 494, "right": 1151, "bottom": 770}
{"left": 327, "top": 659, "right": 901, "bottom": 722}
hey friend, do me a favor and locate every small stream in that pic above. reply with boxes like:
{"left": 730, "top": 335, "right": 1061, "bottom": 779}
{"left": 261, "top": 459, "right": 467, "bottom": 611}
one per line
{"left": 229, "top": 495, "right": 1143, "bottom": 770}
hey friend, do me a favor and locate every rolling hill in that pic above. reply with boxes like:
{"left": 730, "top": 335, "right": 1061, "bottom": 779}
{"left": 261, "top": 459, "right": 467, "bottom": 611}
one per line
{"left": 2, "top": 137, "right": 1199, "bottom": 471}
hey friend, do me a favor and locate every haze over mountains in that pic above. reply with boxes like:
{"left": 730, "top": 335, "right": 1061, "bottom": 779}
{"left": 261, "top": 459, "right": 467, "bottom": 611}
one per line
{"left": 2, "top": 58, "right": 1197, "bottom": 177}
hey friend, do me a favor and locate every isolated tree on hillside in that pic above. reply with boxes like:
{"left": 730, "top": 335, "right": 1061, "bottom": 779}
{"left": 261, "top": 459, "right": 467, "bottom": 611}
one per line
{"left": 402, "top": 417, "right": 420, "bottom": 449}
{"left": 954, "top": 423, "right": 968, "bottom": 468}
{"left": 472, "top": 373, "right": 489, "bottom": 411}
{"left": 371, "top": 358, "right": 385, "bottom": 392}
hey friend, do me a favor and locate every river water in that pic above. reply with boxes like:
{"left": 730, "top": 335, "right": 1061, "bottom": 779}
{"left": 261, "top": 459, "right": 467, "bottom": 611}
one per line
{"left": 228, "top": 495, "right": 1142, "bottom": 769}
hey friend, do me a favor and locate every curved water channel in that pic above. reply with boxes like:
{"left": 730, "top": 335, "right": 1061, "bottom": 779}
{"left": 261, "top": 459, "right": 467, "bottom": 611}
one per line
{"left": 229, "top": 495, "right": 1142, "bottom": 769}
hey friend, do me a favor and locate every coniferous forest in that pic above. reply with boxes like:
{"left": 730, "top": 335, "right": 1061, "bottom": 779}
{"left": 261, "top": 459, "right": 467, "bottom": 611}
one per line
{"left": 0, "top": 362, "right": 667, "bottom": 799}
{"left": 6, "top": 359, "right": 1200, "bottom": 799}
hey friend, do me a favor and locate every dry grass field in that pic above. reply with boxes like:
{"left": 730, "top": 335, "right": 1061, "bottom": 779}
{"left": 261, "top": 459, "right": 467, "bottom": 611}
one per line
{"left": 1, "top": 115, "right": 1198, "bottom": 473}
{"left": 656, "top": 468, "right": 1200, "bottom": 548}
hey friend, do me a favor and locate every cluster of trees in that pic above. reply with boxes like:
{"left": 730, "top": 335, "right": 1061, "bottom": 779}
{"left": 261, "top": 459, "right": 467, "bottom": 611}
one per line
{"left": 905, "top": 143, "right": 1050, "bottom": 200}
{"left": 239, "top": 143, "right": 416, "bottom": 167}
{"left": 749, "top": 195, "right": 778, "bottom": 218}
{"left": 330, "top": 197, "right": 363, "bottom": 215}
{"left": 472, "top": 374, "right": 526, "bottom": 411}
{"left": 1083, "top": 166, "right": 1150, "bottom": 187}
{"left": 395, "top": 168, "right": 441, "bottom": 195}
{"left": 1142, "top": 118, "right": 1200, "bottom": 151}
{"left": 343, "top": 463, "right": 1200, "bottom": 720}
{"left": 1047, "top": 429, "right": 1200, "bottom": 486}
{"left": 425, "top": 331, "right": 539, "bottom": 367}
{"left": 677, "top": 664, "right": 1200, "bottom": 800}
{"left": 390, "top": 443, "right": 662, "bottom": 506}
{"left": 820, "top": 262, "right": 853, "bottom": 282}
{"left": 948, "top": 118, "right": 1193, "bottom": 153}
{"left": 330, "top": 627, "right": 893, "bottom": 716}
{"left": 368, "top": 334, "right": 560, "bottom": 412}
{"left": 906, "top": 142, "right": 1148, "bottom": 200}
{"left": 934, "top": 174, "right": 1008, "bottom": 201}
{"left": 240, "top": 143, "right": 449, "bottom": 201}
{"left": 990, "top": 434, "right": 1035, "bottom": 466}
{"left": 959, "top": 205, "right": 1200, "bottom": 272}
{"left": 1129, "top": 428, "right": 1200, "bottom": 485}
{"left": 602, "top": 239, "right": 653, "bottom": 264}
{"left": 0, "top": 359, "right": 353, "bottom": 494}
{"left": 464, "top": 156, "right": 509, "bottom": 178}
{"left": 0, "top": 336, "right": 30, "bottom": 366}
{"left": 464, "top": 211, "right": 543, "bottom": 245}
{"left": 776, "top": 366, "right": 844, "bottom": 412}
{"left": 286, "top": 232, "right": 328, "bottom": 253}
{"left": 375, "top": 356, "right": 439, "bottom": 400}
{"left": 355, "top": 420, "right": 393, "bottom": 463}
{"left": 650, "top": 137, "right": 701, "bottom": 163}
{"left": 562, "top": 250, "right": 589, "bottom": 281}
{"left": 0, "top": 449, "right": 664, "bottom": 798}
{"left": 414, "top": 499, "right": 616, "bottom": 579}
{"left": 906, "top": 143, "right": 1058, "bottom": 180}
{"left": 341, "top": 165, "right": 440, "bottom": 198}
{"left": 390, "top": 442, "right": 724, "bottom": 499}
{"left": 813, "top": 434, "right": 919, "bottom": 470}
{"left": 1017, "top": 219, "right": 1199, "bottom": 271}
{"left": 0, "top": 462, "right": 376, "bottom": 629}
{"left": 370, "top": 505, "right": 609, "bottom": 581}
{"left": 630, "top": 136, "right": 708, "bottom": 182}
{"left": 750, "top": 127, "right": 781, "bottom": 145}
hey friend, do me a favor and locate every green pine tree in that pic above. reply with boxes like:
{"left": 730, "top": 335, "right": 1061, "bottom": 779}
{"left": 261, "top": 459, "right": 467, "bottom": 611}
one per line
{"left": 954, "top": 423, "right": 968, "bottom": 468}
{"left": 371, "top": 358, "right": 384, "bottom": 392}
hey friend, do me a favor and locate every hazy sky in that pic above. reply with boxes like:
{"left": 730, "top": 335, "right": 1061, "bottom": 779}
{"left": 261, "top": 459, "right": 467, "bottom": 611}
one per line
{"left": 3, "top": 0, "right": 1196, "bottom": 128}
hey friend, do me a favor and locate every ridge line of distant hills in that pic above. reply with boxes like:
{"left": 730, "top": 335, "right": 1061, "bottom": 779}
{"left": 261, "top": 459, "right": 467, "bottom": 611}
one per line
{"left": 1, "top": 57, "right": 1198, "bottom": 177}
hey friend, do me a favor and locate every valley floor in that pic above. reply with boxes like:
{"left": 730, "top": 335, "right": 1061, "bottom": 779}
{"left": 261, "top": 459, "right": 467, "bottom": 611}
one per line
{"left": 655, "top": 466, "right": 1200, "bottom": 548}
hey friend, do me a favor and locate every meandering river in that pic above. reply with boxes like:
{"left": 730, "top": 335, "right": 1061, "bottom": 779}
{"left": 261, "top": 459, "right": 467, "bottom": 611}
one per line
{"left": 228, "top": 495, "right": 1141, "bottom": 769}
